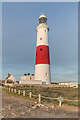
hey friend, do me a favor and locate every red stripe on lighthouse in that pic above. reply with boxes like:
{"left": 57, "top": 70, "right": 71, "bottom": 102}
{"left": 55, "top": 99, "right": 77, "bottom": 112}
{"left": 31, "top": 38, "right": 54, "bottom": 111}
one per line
{"left": 35, "top": 45, "right": 50, "bottom": 65}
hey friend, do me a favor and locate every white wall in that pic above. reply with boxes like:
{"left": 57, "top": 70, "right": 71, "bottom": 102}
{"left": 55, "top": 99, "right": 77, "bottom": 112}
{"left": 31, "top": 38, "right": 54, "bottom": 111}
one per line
{"left": 36, "top": 24, "right": 49, "bottom": 47}
{"left": 19, "top": 80, "right": 42, "bottom": 84}
{"left": 35, "top": 64, "right": 51, "bottom": 84}
{"left": 59, "top": 82, "right": 78, "bottom": 88}
{"left": 21, "top": 75, "right": 34, "bottom": 81}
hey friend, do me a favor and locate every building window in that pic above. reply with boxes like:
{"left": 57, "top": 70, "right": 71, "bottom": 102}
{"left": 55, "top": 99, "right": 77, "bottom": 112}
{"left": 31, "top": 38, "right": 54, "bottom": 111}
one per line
{"left": 40, "top": 37, "right": 42, "bottom": 40}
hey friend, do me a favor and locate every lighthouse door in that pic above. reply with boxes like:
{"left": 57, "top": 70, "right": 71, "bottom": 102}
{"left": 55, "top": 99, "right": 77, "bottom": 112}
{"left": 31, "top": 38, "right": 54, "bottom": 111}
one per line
{"left": 42, "top": 81, "right": 46, "bottom": 84}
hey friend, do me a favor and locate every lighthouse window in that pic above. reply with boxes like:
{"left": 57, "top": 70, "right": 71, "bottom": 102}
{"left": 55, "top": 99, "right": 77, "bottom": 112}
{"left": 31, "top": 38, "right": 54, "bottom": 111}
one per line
{"left": 46, "top": 73, "right": 48, "bottom": 76}
{"left": 40, "top": 37, "right": 42, "bottom": 40}
{"left": 39, "top": 18, "right": 47, "bottom": 24}
{"left": 40, "top": 48, "right": 42, "bottom": 51}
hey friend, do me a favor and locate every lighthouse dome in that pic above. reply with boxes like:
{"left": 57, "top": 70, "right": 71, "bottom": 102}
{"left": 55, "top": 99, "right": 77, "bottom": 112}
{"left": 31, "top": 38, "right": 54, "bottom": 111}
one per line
{"left": 38, "top": 14, "right": 47, "bottom": 20}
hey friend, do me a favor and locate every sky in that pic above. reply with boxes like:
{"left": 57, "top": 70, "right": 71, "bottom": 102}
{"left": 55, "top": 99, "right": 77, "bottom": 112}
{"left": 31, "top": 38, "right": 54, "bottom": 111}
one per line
{"left": 2, "top": 2, "right": 78, "bottom": 82}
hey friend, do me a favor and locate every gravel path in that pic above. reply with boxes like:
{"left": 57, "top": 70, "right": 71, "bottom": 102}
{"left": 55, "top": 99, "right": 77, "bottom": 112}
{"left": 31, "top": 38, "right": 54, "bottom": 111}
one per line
{"left": 2, "top": 90, "right": 78, "bottom": 118}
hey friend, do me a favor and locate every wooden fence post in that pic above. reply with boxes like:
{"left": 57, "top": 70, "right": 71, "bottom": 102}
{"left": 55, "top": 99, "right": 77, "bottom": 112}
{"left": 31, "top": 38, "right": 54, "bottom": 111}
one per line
{"left": 23, "top": 91, "right": 25, "bottom": 96}
{"left": 59, "top": 96, "right": 63, "bottom": 107}
{"left": 11, "top": 88, "right": 13, "bottom": 92}
{"left": 39, "top": 94, "right": 41, "bottom": 104}
{"left": 14, "top": 89, "right": 16, "bottom": 93}
{"left": 9, "top": 88, "right": 10, "bottom": 91}
{"left": 18, "top": 90, "right": 20, "bottom": 95}
{"left": 29, "top": 92, "right": 32, "bottom": 98}
{"left": 59, "top": 100, "right": 62, "bottom": 107}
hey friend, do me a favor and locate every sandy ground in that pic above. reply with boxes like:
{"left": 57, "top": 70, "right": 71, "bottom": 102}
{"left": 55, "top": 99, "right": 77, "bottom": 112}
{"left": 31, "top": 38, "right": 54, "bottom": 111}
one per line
{"left": 2, "top": 90, "right": 78, "bottom": 118}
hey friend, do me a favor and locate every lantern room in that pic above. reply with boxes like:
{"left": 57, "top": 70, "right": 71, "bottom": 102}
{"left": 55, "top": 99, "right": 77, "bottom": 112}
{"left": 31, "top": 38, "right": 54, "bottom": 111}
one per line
{"left": 38, "top": 14, "right": 47, "bottom": 25}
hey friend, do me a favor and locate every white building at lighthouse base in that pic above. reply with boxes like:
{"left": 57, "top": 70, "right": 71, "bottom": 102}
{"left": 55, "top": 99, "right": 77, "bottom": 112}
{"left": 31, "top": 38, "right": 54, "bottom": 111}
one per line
{"left": 19, "top": 73, "right": 51, "bottom": 85}
{"left": 19, "top": 74, "right": 42, "bottom": 85}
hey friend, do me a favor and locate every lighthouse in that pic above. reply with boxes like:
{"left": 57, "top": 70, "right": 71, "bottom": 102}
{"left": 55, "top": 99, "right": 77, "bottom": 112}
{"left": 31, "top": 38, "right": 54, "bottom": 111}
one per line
{"left": 34, "top": 14, "right": 51, "bottom": 85}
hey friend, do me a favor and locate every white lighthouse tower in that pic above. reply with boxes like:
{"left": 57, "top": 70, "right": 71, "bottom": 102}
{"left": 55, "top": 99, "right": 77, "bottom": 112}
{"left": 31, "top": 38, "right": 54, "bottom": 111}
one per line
{"left": 34, "top": 14, "right": 51, "bottom": 85}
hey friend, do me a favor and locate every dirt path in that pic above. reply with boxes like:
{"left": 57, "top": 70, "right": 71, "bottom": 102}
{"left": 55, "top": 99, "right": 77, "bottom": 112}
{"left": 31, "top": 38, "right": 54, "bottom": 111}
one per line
{"left": 2, "top": 90, "right": 78, "bottom": 118}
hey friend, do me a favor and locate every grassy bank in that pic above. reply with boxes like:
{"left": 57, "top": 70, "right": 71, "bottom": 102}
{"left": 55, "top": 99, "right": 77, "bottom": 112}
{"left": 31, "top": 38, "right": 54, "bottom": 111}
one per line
{"left": 4, "top": 85, "right": 79, "bottom": 107}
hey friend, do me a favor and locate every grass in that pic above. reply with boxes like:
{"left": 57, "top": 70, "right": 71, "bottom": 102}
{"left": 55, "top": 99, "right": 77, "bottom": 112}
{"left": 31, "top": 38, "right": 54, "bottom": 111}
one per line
{"left": 3, "top": 85, "right": 79, "bottom": 107}
{"left": 2, "top": 89, "right": 37, "bottom": 102}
